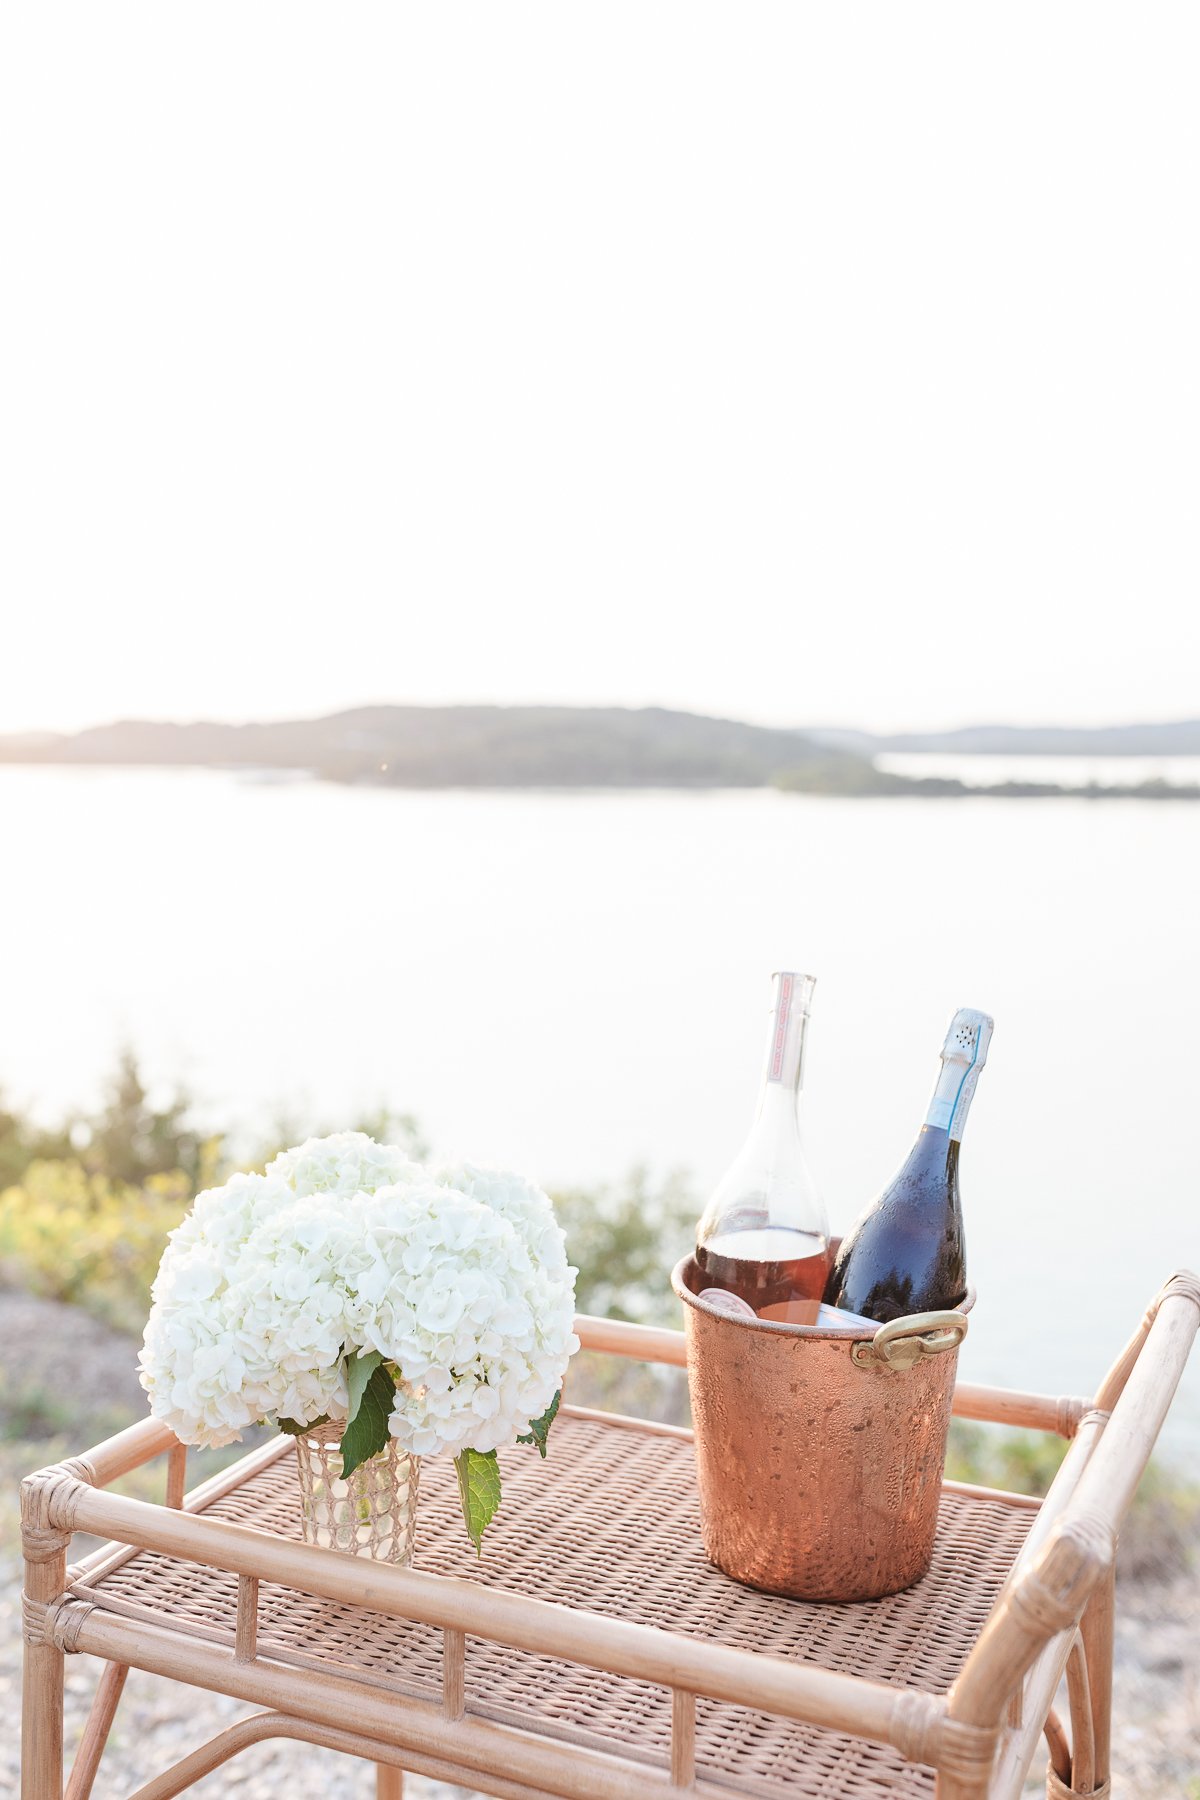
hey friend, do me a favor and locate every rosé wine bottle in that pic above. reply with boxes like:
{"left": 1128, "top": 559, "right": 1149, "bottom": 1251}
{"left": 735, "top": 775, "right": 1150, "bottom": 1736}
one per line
{"left": 695, "top": 972, "right": 831, "bottom": 1319}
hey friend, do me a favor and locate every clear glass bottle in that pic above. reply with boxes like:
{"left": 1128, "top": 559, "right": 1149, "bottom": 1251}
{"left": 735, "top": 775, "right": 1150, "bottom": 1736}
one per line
{"left": 695, "top": 971, "right": 831, "bottom": 1316}
{"left": 824, "top": 1007, "right": 994, "bottom": 1322}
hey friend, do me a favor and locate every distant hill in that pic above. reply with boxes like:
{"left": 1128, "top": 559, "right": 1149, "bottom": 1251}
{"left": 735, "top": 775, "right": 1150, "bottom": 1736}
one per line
{"left": 0, "top": 705, "right": 856, "bottom": 789}
{"left": 2, "top": 706, "right": 1197, "bottom": 798}
{"left": 808, "top": 720, "right": 1200, "bottom": 756}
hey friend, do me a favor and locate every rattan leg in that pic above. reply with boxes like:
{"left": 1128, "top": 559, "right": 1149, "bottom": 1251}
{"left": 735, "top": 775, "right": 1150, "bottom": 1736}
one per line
{"left": 1064, "top": 1638, "right": 1096, "bottom": 1793}
{"left": 375, "top": 1765, "right": 404, "bottom": 1798}
{"left": 1042, "top": 1707, "right": 1071, "bottom": 1783}
{"left": 21, "top": 1634, "right": 64, "bottom": 1800}
{"left": 1080, "top": 1561, "right": 1115, "bottom": 1789}
{"left": 21, "top": 1549, "right": 67, "bottom": 1799}
{"left": 64, "top": 1661, "right": 128, "bottom": 1800}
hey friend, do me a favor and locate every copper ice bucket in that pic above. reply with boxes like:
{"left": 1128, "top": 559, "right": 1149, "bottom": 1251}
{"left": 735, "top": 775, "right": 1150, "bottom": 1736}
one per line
{"left": 673, "top": 1254, "right": 973, "bottom": 1601}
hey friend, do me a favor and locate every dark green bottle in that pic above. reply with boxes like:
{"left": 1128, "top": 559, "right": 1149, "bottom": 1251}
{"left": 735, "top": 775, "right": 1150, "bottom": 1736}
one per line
{"left": 824, "top": 1009, "right": 993, "bottom": 1323}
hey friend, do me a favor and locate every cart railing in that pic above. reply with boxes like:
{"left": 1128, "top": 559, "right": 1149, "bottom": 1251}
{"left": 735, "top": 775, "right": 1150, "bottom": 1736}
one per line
{"left": 573, "top": 1314, "right": 1090, "bottom": 1437}
{"left": 948, "top": 1269, "right": 1200, "bottom": 1800}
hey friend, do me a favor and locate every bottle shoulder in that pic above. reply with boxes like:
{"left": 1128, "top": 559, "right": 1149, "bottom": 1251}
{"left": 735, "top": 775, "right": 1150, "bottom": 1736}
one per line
{"left": 888, "top": 1125, "right": 959, "bottom": 1194}
{"left": 698, "top": 1116, "right": 827, "bottom": 1243}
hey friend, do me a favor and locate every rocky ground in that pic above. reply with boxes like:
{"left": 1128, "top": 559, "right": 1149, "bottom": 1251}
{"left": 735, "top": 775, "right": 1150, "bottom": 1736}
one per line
{"left": 0, "top": 1293, "right": 1195, "bottom": 1798}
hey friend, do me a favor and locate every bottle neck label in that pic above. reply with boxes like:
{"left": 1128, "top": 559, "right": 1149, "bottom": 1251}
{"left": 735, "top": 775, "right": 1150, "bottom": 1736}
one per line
{"left": 924, "top": 1066, "right": 971, "bottom": 1137}
{"left": 764, "top": 971, "right": 814, "bottom": 1089}
{"left": 924, "top": 1008, "right": 993, "bottom": 1140}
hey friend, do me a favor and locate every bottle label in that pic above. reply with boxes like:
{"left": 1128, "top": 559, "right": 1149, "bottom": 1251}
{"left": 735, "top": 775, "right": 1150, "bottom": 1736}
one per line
{"left": 765, "top": 970, "right": 815, "bottom": 1087}
{"left": 767, "top": 972, "right": 796, "bottom": 1083}
{"left": 925, "top": 1008, "right": 994, "bottom": 1140}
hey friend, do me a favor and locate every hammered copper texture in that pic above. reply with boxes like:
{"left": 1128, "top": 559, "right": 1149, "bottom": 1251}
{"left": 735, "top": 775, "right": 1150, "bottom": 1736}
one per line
{"left": 674, "top": 1256, "right": 968, "bottom": 1601}
{"left": 74, "top": 1413, "right": 1033, "bottom": 1799}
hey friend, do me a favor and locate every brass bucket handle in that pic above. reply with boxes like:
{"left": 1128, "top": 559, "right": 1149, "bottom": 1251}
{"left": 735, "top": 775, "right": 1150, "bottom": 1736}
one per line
{"left": 850, "top": 1309, "right": 969, "bottom": 1372}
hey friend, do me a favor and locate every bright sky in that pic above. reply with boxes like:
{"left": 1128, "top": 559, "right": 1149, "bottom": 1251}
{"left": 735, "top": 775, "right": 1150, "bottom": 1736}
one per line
{"left": 2, "top": 5, "right": 1197, "bottom": 736}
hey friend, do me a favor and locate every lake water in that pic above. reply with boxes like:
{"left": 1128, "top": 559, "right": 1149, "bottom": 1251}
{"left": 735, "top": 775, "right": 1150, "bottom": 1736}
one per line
{"left": 1, "top": 764, "right": 1196, "bottom": 1458}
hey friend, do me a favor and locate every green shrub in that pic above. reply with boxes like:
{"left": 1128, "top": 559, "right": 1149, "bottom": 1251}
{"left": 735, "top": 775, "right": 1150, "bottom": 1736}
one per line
{"left": 0, "top": 1159, "right": 190, "bottom": 1332}
{"left": 0, "top": 1054, "right": 430, "bottom": 1331}
{"left": 551, "top": 1165, "right": 694, "bottom": 1326}
{"left": 945, "top": 1419, "right": 1069, "bottom": 1495}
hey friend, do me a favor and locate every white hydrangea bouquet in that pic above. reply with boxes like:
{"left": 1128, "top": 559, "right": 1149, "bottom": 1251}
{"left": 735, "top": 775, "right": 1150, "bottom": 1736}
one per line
{"left": 139, "top": 1133, "right": 579, "bottom": 1552}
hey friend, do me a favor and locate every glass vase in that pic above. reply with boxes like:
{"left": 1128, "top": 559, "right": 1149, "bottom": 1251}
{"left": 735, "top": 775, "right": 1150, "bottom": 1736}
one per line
{"left": 293, "top": 1420, "right": 420, "bottom": 1564}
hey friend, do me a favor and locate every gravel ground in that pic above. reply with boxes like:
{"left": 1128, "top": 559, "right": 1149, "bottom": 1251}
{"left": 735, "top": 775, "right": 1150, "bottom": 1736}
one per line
{"left": 1, "top": 1292, "right": 1195, "bottom": 1798}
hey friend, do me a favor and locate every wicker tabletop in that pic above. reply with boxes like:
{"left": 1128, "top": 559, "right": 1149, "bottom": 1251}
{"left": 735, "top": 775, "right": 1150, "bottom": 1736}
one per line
{"left": 70, "top": 1412, "right": 1035, "bottom": 1800}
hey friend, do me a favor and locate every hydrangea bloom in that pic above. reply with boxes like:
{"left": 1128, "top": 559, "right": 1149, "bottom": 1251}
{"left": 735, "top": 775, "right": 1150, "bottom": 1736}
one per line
{"left": 139, "top": 1137, "right": 578, "bottom": 1460}
{"left": 266, "top": 1131, "right": 422, "bottom": 1200}
{"left": 344, "top": 1172, "right": 580, "bottom": 1458}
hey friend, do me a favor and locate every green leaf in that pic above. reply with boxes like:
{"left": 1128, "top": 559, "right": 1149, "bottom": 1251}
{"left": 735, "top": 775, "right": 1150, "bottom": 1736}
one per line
{"left": 454, "top": 1447, "right": 501, "bottom": 1555}
{"left": 516, "top": 1389, "right": 560, "bottom": 1459}
{"left": 339, "top": 1362, "right": 396, "bottom": 1478}
{"left": 278, "top": 1413, "right": 329, "bottom": 1437}
{"left": 345, "top": 1349, "right": 383, "bottom": 1424}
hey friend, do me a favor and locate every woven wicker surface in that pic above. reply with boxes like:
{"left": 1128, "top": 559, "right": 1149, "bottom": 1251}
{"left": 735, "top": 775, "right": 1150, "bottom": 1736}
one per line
{"left": 75, "top": 1413, "right": 1034, "bottom": 1799}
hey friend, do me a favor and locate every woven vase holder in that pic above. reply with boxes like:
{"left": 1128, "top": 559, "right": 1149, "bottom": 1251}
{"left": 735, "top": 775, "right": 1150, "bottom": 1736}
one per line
{"left": 293, "top": 1420, "right": 420, "bottom": 1564}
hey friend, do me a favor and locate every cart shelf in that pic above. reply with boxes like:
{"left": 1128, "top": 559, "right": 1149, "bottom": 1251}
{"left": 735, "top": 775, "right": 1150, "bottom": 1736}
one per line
{"left": 19, "top": 1273, "right": 1200, "bottom": 1800}
{"left": 70, "top": 1412, "right": 1036, "bottom": 1798}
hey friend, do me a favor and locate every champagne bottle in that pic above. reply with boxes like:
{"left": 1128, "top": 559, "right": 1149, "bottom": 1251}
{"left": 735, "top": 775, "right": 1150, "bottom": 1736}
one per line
{"left": 695, "top": 972, "right": 831, "bottom": 1316}
{"left": 824, "top": 1008, "right": 993, "bottom": 1323}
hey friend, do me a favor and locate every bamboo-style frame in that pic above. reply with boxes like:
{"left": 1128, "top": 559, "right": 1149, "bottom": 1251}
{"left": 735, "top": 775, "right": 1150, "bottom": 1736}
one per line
{"left": 20, "top": 1270, "right": 1199, "bottom": 1800}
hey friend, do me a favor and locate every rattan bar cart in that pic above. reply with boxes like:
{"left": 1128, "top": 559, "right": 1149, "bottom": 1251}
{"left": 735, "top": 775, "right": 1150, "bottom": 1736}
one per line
{"left": 20, "top": 1270, "right": 1199, "bottom": 1800}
